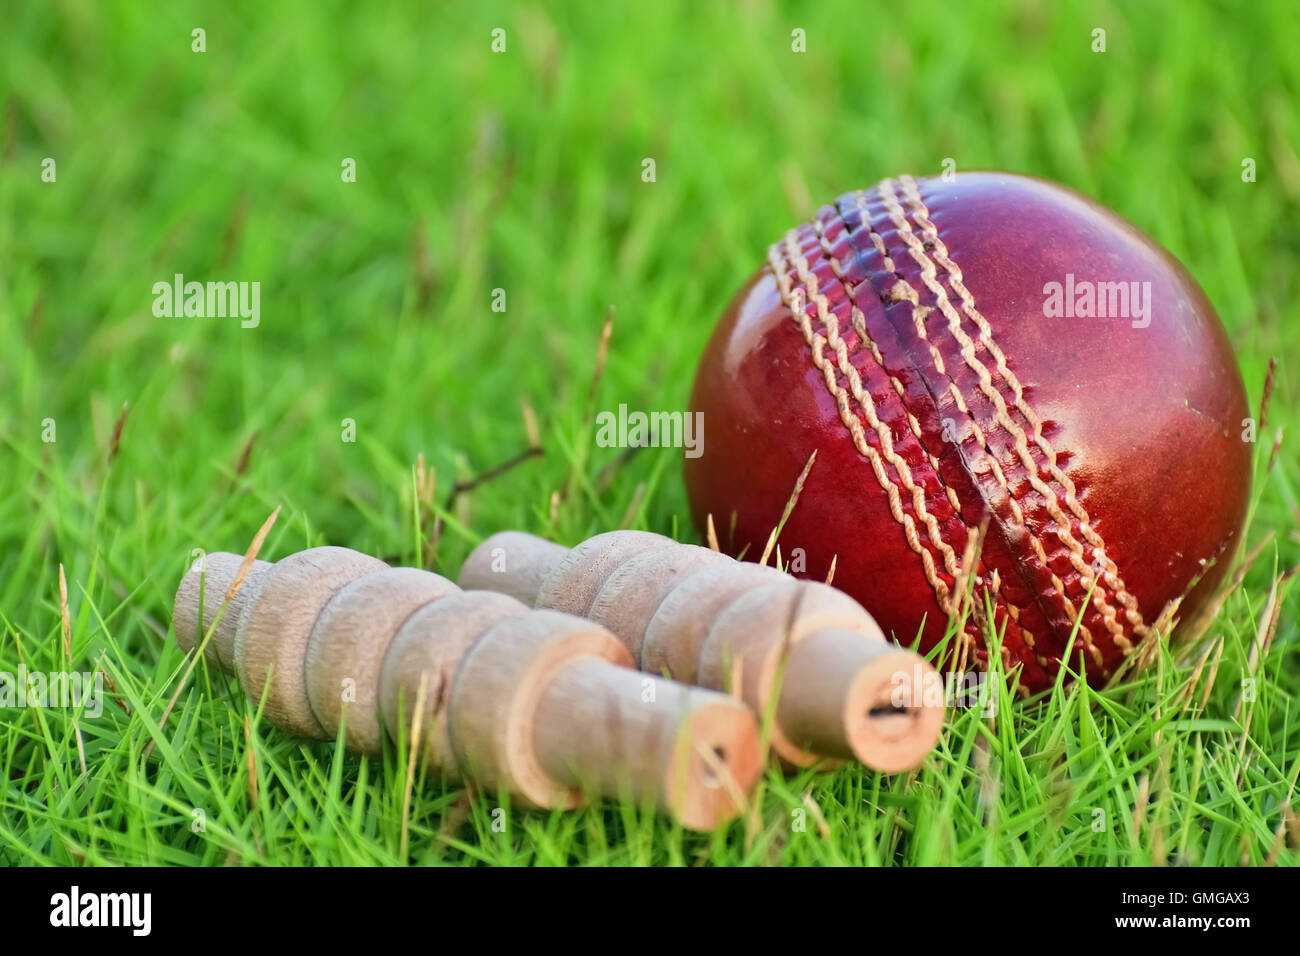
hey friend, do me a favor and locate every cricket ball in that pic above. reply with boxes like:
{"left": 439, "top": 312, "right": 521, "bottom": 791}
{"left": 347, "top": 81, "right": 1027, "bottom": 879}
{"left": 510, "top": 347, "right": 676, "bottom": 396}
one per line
{"left": 685, "top": 172, "right": 1251, "bottom": 693}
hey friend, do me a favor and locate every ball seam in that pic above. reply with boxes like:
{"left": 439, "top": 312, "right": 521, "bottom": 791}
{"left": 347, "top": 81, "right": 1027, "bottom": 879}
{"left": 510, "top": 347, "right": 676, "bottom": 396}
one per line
{"left": 894, "top": 176, "right": 1145, "bottom": 654}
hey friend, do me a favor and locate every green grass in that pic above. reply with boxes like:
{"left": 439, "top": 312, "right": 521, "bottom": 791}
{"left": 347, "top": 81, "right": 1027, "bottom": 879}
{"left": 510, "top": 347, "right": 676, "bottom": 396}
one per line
{"left": 1, "top": 0, "right": 1297, "bottom": 866}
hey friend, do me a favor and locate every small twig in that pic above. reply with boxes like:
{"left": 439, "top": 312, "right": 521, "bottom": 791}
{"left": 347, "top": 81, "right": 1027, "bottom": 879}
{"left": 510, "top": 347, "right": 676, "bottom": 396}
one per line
{"left": 760, "top": 450, "right": 817, "bottom": 566}
{"left": 559, "top": 307, "right": 616, "bottom": 511}
{"left": 234, "top": 430, "right": 259, "bottom": 478}
{"left": 95, "top": 653, "right": 132, "bottom": 716}
{"left": 409, "top": 218, "right": 436, "bottom": 310}
{"left": 520, "top": 398, "right": 541, "bottom": 451}
{"left": 73, "top": 718, "right": 87, "bottom": 779}
{"left": 414, "top": 454, "right": 440, "bottom": 568}
{"left": 1259, "top": 355, "right": 1278, "bottom": 430}
{"left": 594, "top": 446, "right": 643, "bottom": 494}
{"left": 705, "top": 513, "right": 720, "bottom": 552}
{"left": 226, "top": 507, "right": 280, "bottom": 603}
{"left": 400, "top": 672, "right": 430, "bottom": 861}
{"left": 244, "top": 713, "right": 259, "bottom": 811}
{"left": 584, "top": 306, "right": 615, "bottom": 417}
{"left": 107, "top": 401, "right": 130, "bottom": 464}
{"left": 443, "top": 446, "right": 544, "bottom": 510}
{"left": 58, "top": 564, "right": 71, "bottom": 657}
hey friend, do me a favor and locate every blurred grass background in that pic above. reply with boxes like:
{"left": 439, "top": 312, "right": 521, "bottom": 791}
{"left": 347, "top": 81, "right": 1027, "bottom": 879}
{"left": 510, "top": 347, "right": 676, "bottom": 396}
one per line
{"left": 0, "top": 0, "right": 1296, "bottom": 865}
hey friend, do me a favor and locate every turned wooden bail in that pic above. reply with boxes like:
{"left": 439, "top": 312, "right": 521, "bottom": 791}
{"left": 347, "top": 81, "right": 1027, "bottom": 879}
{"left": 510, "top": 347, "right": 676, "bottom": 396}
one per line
{"left": 389, "top": 596, "right": 758, "bottom": 826}
{"left": 378, "top": 590, "right": 531, "bottom": 782}
{"left": 304, "top": 566, "right": 460, "bottom": 754}
{"left": 459, "top": 530, "right": 946, "bottom": 773}
{"left": 235, "top": 546, "right": 387, "bottom": 740}
{"left": 172, "top": 552, "right": 273, "bottom": 670}
{"left": 457, "top": 531, "right": 567, "bottom": 606}
{"left": 533, "top": 530, "right": 673, "bottom": 617}
{"left": 170, "top": 542, "right": 764, "bottom": 829}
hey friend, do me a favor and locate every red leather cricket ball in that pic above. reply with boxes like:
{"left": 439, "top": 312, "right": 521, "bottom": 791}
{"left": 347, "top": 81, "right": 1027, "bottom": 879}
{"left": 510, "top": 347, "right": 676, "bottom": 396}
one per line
{"left": 685, "top": 172, "right": 1251, "bottom": 694}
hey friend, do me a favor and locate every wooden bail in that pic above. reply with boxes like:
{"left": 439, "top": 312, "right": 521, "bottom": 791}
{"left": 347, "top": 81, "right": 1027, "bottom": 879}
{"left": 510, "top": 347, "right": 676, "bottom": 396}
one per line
{"left": 697, "top": 579, "right": 886, "bottom": 767}
{"left": 169, "top": 541, "right": 768, "bottom": 829}
{"left": 304, "top": 566, "right": 460, "bottom": 754}
{"left": 172, "top": 553, "right": 273, "bottom": 670}
{"left": 378, "top": 590, "right": 531, "bottom": 782}
{"left": 585, "top": 542, "right": 733, "bottom": 664}
{"left": 457, "top": 532, "right": 568, "bottom": 606}
{"left": 531, "top": 659, "right": 761, "bottom": 830}
{"left": 235, "top": 547, "right": 387, "bottom": 740}
{"left": 455, "top": 530, "right": 945, "bottom": 773}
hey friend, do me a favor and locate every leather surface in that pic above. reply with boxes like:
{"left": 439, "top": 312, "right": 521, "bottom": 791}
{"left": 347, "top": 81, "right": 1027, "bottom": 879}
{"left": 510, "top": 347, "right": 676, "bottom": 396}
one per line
{"left": 685, "top": 172, "right": 1251, "bottom": 692}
